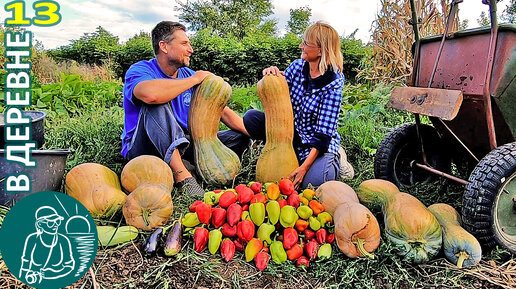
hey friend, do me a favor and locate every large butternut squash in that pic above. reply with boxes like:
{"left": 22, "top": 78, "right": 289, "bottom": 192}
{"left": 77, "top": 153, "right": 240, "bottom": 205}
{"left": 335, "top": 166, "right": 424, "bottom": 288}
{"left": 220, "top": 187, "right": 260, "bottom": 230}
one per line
{"left": 188, "top": 75, "right": 241, "bottom": 186}
{"left": 334, "top": 197, "right": 381, "bottom": 259}
{"left": 315, "top": 180, "right": 359, "bottom": 216}
{"left": 256, "top": 75, "right": 298, "bottom": 182}
{"left": 357, "top": 179, "right": 442, "bottom": 264}
{"left": 428, "top": 203, "right": 482, "bottom": 268}
{"left": 65, "top": 163, "right": 126, "bottom": 219}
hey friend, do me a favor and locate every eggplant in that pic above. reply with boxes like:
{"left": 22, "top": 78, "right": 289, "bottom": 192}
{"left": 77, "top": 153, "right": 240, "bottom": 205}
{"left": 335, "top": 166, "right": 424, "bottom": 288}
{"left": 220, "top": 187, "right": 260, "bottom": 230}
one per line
{"left": 164, "top": 220, "right": 182, "bottom": 256}
{"left": 144, "top": 227, "right": 163, "bottom": 253}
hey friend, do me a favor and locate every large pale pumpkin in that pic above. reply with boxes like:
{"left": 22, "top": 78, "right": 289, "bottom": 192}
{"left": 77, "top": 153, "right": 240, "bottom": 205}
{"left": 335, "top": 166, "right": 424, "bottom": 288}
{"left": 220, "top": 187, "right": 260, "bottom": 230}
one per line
{"left": 256, "top": 75, "right": 298, "bottom": 182}
{"left": 334, "top": 200, "right": 381, "bottom": 259}
{"left": 123, "top": 184, "right": 174, "bottom": 230}
{"left": 357, "top": 179, "right": 442, "bottom": 264}
{"left": 121, "top": 155, "right": 174, "bottom": 193}
{"left": 428, "top": 203, "right": 482, "bottom": 268}
{"left": 315, "top": 180, "right": 359, "bottom": 216}
{"left": 65, "top": 163, "right": 126, "bottom": 219}
{"left": 188, "top": 75, "right": 241, "bottom": 186}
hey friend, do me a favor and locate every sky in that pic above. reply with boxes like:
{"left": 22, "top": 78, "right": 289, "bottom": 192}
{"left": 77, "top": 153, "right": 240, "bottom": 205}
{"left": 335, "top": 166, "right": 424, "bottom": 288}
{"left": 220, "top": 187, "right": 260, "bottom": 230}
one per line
{"left": 0, "top": 0, "right": 511, "bottom": 50}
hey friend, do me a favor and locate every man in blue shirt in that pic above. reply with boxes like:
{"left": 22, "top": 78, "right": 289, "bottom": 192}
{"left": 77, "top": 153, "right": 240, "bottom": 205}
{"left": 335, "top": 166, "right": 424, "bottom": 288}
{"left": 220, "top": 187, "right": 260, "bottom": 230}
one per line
{"left": 122, "top": 21, "right": 250, "bottom": 195}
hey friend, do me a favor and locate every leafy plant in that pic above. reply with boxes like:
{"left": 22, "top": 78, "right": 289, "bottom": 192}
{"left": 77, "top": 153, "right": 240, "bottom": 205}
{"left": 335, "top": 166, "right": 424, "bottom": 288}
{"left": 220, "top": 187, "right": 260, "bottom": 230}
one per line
{"left": 43, "top": 106, "right": 126, "bottom": 174}
{"left": 31, "top": 74, "right": 122, "bottom": 116}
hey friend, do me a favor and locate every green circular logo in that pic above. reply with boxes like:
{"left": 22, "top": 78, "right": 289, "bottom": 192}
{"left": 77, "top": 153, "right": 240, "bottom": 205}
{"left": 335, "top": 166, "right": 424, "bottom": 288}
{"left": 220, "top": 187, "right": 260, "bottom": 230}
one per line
{"left": 0, "top": 191, "right": 98, "bottom": 288}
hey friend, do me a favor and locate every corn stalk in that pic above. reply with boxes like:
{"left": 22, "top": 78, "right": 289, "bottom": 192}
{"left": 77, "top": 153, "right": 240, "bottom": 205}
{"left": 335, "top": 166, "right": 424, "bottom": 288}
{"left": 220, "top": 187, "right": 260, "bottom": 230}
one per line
{"left": 358, "top": 0, "right": 460, "bottom": 84}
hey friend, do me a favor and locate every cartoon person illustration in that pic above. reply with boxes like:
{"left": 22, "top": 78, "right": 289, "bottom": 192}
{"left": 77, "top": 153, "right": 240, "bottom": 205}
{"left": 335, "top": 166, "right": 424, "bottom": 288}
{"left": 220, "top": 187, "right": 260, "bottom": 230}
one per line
{"left": 19, "top": 206, "right": 75, "bottom": 284}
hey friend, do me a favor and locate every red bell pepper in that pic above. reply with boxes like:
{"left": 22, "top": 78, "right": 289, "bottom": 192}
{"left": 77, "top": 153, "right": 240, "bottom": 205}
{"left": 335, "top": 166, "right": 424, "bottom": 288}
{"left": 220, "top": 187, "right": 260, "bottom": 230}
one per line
{"left": 235, "top": 184, "right": 248, "bottom": 195}
{"left": 249, "top": 182, "right": 263, "bottom": 194}
{"left": 238, "top": 187, "right": 254, "bottom": 204}
{"left": 221, "top": 223, "right": 237, "bottom": 237}
{"left": 327, "top": 233, "right": 335, "bottom": 244}
{"left": 195, "top": 202, "right": 212, "bottom": 225}
{"left": 189, "top": 200, "right": 204, "bottom": 212}
{"left": 304, "top": 239, "right": 319, "bottom": 260}
{"left": 241, "top": 204, "right": 249, "bottom": 211}
{"left": 278, "top": 178, "right": 296, "bottom": 195}
{"left": 219, "top": 191, "right": 237, "bottom": 208}
{"left": 233, "top": 238, "right": 246, "bottom": 252}
{"left": 211, "top": 207, "right": 226, "bottom": 228}
{"left": 316, "top": 228, "right": 328, "bottom": 244}
{"left": 237, "top": 219, "right": 255, "bottom": 241}
{"left": 251, "top": 193, "right": 267, "bottom": 204}
{"left": 304, "top": 229, "right": 315, "bottom": 240}
{"left": 282, "top": 227, "right": 298, "bottom": 250}
{"left": 286, "top": 242, "right": 304, "bottom": 260}
{"left": 287, "top": 193, "right": 300, "bottom": 208}
{"left": 255, "top": 251, "right": 270, "bottom": 271}
{"left": 277, "top": 199, "right": 287, "bottom": 209}
{"left": 194, "top": 227, "right": 209, "bottom": 253}
{"left": 296, "top": 256, "right": 310, "bottom": 268}
{"left": 226, "top": 203, "right": 242, "bottom": 226}
{"left": 220, "top": 239, "right": 235, "bottom": 262}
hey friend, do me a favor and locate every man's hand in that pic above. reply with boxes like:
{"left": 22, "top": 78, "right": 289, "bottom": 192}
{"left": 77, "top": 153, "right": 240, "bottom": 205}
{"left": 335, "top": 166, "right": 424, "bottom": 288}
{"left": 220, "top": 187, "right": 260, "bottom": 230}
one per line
{"left": 288, "top": 166, "right": 308, "bottom": 189}
{"left": 193, "top": 70, "right": 214, "bottom": 84}
{"left": 262, "top": 66, "right": 284, "bottom": 76}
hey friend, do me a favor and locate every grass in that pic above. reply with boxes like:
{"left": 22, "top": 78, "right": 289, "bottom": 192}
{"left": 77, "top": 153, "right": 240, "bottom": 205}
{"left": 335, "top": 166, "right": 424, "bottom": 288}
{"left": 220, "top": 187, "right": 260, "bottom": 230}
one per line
{"left": 0, "top": 83, "right": 514, "bottom": 288}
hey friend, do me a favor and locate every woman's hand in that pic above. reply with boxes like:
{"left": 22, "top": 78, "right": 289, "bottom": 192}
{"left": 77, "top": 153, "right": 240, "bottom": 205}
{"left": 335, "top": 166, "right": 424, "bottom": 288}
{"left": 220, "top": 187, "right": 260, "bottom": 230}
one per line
{"left": 262, "top": 66, "right": 284, "bottom": 76}
{"left": 288, "top": 166, "right": 308, "bottom": 189}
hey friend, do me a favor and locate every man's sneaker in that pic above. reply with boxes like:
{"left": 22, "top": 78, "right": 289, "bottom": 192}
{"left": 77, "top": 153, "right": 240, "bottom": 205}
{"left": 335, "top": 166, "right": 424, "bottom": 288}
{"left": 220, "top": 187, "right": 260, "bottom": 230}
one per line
{"left": 339, "top": 146, "right": 355, "bottom": 180}
{"left": 176, "top": 177, "right": 205, "bottom": 196}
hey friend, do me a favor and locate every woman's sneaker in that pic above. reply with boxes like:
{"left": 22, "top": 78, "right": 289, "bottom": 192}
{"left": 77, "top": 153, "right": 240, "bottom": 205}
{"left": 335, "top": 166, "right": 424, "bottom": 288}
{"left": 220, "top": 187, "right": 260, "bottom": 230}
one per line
{"left": 176, "top": 177, "right": 205, "bottom": 196}
{"left": 339, "top": 146, "right": 355, "bottom": 180}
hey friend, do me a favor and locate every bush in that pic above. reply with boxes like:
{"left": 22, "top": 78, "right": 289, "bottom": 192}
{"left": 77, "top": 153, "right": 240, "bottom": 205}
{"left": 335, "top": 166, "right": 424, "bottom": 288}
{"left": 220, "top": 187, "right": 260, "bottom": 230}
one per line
{"left": 43, "top": 106, "right": 126, "bottom": 174}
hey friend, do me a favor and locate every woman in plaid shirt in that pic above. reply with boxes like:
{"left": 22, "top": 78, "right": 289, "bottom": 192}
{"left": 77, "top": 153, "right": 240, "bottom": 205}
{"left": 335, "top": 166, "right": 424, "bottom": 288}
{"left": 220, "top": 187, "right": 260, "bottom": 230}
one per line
{"left": 242, "top": 21, "right": 350, "bottom": 189}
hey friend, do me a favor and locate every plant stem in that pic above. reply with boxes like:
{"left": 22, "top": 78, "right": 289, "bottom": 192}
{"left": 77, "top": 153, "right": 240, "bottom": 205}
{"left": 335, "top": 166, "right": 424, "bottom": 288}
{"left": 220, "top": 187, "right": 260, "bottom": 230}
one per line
{"left": 354, "top": 238, "right": 375, "bottom": 259}
{"left": 455, "top": 251, "right": 469, "bottom": 268}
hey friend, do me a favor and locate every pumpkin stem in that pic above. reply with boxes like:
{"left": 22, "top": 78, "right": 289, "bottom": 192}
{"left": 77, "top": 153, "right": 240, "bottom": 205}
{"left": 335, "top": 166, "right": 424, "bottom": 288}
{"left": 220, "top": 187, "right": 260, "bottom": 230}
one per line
{"left": 455, "top": 251, "right": 469, "bottom": 268}
{"left": 143, "top": 209, "right": 150, "bottom": 227}
{"left": 354, "top": 238, "right": 375, "bottom": 259}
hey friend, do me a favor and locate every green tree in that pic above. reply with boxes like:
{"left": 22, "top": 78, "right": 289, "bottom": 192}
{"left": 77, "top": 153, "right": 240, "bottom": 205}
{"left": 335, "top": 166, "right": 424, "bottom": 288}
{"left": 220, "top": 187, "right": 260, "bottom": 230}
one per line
{"left": 287, "top": 6, "right": 311, "bottom": 36}
{"left": 501, "top": 0, "right": 516, "bottom": 23}
{"left": 116, "top": 31, "right": 153, "bottom": 78}
{"left": 51, "top": 26, "right": 120, "bottom": 66}
{"left": 176, "top": 0, "right": 275, "bottom": 39}
{"left": 477, "top": 11, "right": 491, "bottom": 26}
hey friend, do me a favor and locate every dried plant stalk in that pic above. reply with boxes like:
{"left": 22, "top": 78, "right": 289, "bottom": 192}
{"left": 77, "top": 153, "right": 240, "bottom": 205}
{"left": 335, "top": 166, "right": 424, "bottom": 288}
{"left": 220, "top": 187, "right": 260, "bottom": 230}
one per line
{"left": 359, "top": 0, "right": 460, "bottom": 84}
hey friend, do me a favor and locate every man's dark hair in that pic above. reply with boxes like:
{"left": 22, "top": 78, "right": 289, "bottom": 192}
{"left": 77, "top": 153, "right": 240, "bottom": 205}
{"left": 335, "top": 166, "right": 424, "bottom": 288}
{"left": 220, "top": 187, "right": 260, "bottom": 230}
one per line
{"left": 151, "top": 21, "right": 186, "bottom": 55}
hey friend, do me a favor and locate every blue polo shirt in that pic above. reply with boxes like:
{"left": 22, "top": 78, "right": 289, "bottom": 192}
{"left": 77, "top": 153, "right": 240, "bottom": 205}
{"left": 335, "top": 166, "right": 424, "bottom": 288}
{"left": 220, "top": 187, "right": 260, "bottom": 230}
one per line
{"left": 121, "top": 58, "right": 195, "bottom": 157}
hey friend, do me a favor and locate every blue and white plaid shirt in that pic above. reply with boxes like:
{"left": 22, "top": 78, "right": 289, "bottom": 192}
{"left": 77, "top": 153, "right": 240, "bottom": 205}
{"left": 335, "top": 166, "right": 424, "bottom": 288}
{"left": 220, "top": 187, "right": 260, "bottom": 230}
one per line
{"left": 284, "top": 59, "right": 345, "bottom": 161}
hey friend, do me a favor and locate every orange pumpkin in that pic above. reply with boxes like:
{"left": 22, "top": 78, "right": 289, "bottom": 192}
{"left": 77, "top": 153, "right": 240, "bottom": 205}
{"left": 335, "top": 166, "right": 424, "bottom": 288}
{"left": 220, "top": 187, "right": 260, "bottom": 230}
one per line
{"left": 65, "top": 163, "right": 126, "bottom": 219}
{"left": 122, "top": 184, "right": 174, "bottom": 230}
{"left": 121, "top": 155, "right": 174, "bottom": 193}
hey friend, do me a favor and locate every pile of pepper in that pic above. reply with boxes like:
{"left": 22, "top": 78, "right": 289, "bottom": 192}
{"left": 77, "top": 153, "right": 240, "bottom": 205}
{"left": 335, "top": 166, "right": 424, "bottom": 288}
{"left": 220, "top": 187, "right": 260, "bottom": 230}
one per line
{"left": 183, "top": 179, "right": 335, "bottom": 271}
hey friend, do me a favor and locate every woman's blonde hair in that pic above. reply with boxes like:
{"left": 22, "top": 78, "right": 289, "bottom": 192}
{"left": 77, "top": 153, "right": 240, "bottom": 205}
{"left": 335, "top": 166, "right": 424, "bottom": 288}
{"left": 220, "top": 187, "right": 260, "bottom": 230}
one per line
{"left": 303, "top": 21, "right": 343, "bottom": 74}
